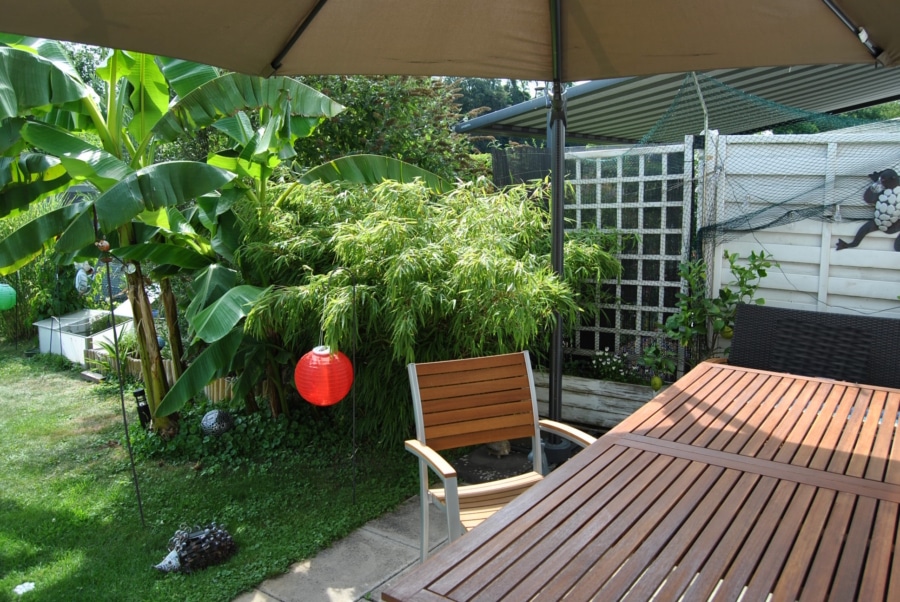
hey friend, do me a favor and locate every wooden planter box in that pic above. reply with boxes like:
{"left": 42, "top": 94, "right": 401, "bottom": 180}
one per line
{"left": 83, "top": 348, "right": 232, "bottom": 402}
{"left": 533, "top": 372, "right": 659, "bottom": 431}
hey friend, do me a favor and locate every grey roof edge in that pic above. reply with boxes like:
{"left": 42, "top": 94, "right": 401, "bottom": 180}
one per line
{"left": 454, "top": 77, "right": 634, "bottom": 138}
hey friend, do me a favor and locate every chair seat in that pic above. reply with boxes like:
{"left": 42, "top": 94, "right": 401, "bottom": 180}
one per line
{"left": 430, "top": 470, "right": 543, "bottom": 531}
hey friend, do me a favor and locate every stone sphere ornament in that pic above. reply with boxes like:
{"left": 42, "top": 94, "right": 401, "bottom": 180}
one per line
{"left": 200, "top": 409, "right": 234, "bottom": 436}
{"left": 294, "top": 346, "right": 354, "bottom": 406}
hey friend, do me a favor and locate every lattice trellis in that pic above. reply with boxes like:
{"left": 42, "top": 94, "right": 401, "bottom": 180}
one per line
{"left": 565, "top": 140, "right": 695, "bottom": 362}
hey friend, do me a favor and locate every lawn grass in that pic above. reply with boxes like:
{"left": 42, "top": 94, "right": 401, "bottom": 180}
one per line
{"left": 0, "top": 344, "right": 419, "bottom": 602}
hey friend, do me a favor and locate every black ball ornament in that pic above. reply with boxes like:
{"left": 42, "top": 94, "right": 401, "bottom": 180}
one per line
{"left": 200, "top": 409, "right": 234, "bottom": 436}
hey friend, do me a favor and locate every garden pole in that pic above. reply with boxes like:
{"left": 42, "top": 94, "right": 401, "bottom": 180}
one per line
{"left": 105, "top": 261, "right": 146, "bottom": 527}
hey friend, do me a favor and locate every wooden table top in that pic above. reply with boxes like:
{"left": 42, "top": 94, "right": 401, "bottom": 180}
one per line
{"left": 382, "top": 361, "right": 900, "bottom": 601}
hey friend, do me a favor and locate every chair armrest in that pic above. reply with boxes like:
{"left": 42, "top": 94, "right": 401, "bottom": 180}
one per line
{"left": 539, "top": 419, "right": 596, "bottom": 448}
{"left": 405, "top": 439, "right": 457, "bottom": 480}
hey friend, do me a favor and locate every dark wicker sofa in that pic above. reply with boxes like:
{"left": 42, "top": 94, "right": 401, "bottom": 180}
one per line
{"left": 729, "top": 303, "right": 900, "bottom": 389}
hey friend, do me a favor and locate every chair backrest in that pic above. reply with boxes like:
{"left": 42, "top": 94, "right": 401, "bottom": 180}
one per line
{"left": 729, "top": 303, "right": 900, "bottom": 388}
{"left": 408, "top": 351, "right": 540, "bottom": 452}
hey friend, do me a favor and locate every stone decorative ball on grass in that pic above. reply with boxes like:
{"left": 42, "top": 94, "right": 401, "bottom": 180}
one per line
{"left": 200, "top": 409, "right": 233, "bottom": 436}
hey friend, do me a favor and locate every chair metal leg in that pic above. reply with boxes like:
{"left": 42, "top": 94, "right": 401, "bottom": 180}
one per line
{"left": 418, "top": 461, "right": 429, "bottom": 562}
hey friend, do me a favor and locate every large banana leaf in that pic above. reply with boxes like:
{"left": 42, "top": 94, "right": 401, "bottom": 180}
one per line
{"left": 0, "top": 153, "right": 71, "bottom": 218}
{"left": 114, "top": 242, "right": 215, "bottom": 270}
{"left": 53, "top": 161, "right": 233, "bottom": 252}
{"left": 191, "top": 284, "right": 268, "bottom": 344}
{"left": 0, "top": 117, "right": 27, "bottom": 156}
{"left": 0, "top": 39, "right": 95, "bottom": 132}
{"left": 0, "top": 201, "right": 88, "bottom": 274}
{"left": 21, "top": 122, "right": 131, "bottom": 190}
{"left": 298, "top": 154, "right": 452, "bottom": 194}
{"left": 126, "top": 54, "right": 168, "bottom": 144}
{"left": 156, "top": 57, "right": 219, "bottom": 100}
{"left": 208, "top": 149, "right": 265, "bottom": 180}
{"left": 212, "top": 112, "right": 254, "bottom": 147}
{"left": 210, "top": 210, "right": 240, "bottom": 263}
{"left": 0, "top": 36, "right": 82, "bottom": 81}
{"left": 156, "top": 327, "right": 243, "bottom": 417}
{"left": 151, "top": 74, "right": 345, "bottom": 142}
{"left": 98, "top": 50, "right": 169, "bottom": 144}
{"left": 0, "top": 46, "right": 89, "bottom": 122}
{"left": 96, "top": 161, "right": 233, "bottom": 232}
{"left": 186, "top": 264, "right": 238, "bottom": 323}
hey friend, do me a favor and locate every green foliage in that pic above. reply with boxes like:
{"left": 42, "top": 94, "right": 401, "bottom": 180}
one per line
{"left": 298, "top": 154, "right": 452, "bottom": 194}
{"left": 241, "top": 179, "right": 622, "bottom": 446}
{"left": 644, "top": 250, "right": 774, "bottom": 377}
{"left": 0, "top": 196, "right": 88, "bottom": 342}
{"left": 132, "top": 397, "right": 342, "bottom": 476}
{"left": 449, "top": 78, "right": 536, "bottom": 151}
{"left": 294, "top": 76, "right": 487, "bottom": 181}
{"left": 637, "top": 343, "right": 677, "bottom": 380}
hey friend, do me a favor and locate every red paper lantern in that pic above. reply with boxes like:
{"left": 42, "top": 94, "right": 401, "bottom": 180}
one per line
{"left": 294, "top": 346, "right": 354, "bottom": 406}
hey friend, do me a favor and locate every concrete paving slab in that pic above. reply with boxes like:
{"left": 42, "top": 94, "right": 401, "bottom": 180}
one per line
{"left": 232, "top": 497, "right": 451, "bottom": 602}
{"left": 232, "top": 589, "right": 281, "bottom": 602}
{"left": 256, "top": 528, "right": 420, "bottom": 602}
{"left": 360, "top": 496, "right": 448, "bottom": 551}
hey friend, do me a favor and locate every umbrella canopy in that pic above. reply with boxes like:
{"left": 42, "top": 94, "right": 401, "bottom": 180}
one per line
{"left": 0, "top": 0, "right": 897, "bottom": 80}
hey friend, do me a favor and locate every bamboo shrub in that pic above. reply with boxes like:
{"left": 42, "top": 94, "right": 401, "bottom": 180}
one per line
{"left": 244, "top": 179, "right": 622, "bottom": 445}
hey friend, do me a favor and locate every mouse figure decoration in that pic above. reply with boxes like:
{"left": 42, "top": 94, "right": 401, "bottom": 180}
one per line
{"left": 836, "top": 168, "right": 900, "bottom": 251}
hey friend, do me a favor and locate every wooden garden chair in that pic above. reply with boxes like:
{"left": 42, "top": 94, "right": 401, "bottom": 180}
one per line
{"left": 405, "top": 350, "right": 596, "bottom": 562}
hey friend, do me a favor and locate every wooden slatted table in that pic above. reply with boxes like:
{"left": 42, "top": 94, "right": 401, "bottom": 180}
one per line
{"left": 382, "top": 361, "right": 900, "bottom": 601}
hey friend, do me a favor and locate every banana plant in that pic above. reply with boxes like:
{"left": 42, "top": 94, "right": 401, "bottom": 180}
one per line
{"left": 0, "top": 37, "right": 343, "bottom": 431}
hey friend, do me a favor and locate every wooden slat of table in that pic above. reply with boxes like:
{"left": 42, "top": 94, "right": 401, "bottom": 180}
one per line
{"left": 675, "top": 474, "right": 781, "bottom": 601}
{"left": 643, "top": 469, "right": 768, "bottom": 602}
{"left": 442, "top": 447, "right": 665, "bottom": 600}
{"left": 869, "top": 391, "right": 900, "bottom": 481}
{"left": 565, "top": 463, "right": 722, "bottom": 601}
{"left": 653, "top": 368, "right": 766, "bottom": 444}
{"left": 596, "top": 466, "right": 745, "bottom": 601}
{"left": 679, "top": 371, "right": 787, "bottom": 451}
{"left": 494, "top": 457, "right": 693, "bottom": 602}
{"left": 714, "top": 479, "right": 799, "bottom": 600}
{"left": 743, "top": 482, "right": 818, "bottom": 599}
{"left": 859, "top": 502, "right": 898, "bottom": 599}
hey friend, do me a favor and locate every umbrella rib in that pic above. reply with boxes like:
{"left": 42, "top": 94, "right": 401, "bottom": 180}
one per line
{"left": 820, "top": 0, "right": 884, "bottom": 60}
{"left": 270, "top": 0, "right": 331, "bottom": 72}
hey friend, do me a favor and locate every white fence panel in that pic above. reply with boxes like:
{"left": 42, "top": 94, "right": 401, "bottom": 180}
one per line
{"left": 713, "top": 130, "right": 900, "bottom": 319}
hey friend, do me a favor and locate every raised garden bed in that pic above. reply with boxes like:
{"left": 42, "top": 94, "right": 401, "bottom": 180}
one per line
{"left": 533, "top": 372, "right": 659, "bottom": 432}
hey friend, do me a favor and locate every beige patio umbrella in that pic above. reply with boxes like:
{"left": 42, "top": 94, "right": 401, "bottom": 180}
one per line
{"left": 0, "top": 0, "right": 896, "bottom": 78}
{"left": 2, "top": 0, "right": 896, "bottom": 420}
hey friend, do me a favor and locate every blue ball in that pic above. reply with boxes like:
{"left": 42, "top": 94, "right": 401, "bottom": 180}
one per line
{"left": 157, "top": 336, "right": 167, "bottom": 349}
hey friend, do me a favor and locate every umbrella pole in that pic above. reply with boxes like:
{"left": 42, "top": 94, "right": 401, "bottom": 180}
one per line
{"left": 548, "top": 80, "right": 566, "bottom": 425}
{"left": 548, "top": 0, "right": 566, "bottom": 425}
